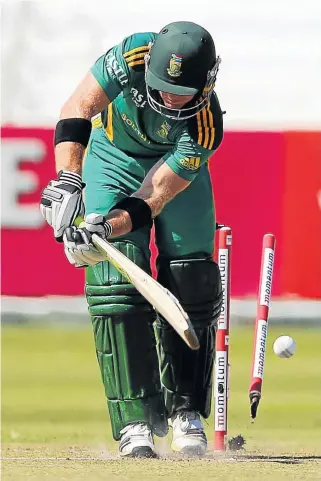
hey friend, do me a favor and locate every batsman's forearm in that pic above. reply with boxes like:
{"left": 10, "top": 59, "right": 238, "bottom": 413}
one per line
{"left": 104, "top": 184, "right": 167, "bottom": 237}
{"left": 105, "top": 196, "right": 162, "bottom": 238}
{"left": 53, "top": 71, "right": 112, "bottom": 175}
{"left": 55, "top": 142, "right": 85, "bottom": 175}
{"left": 105, "top": 209, "right": 133, "bottom": 238}
{"left": 54, "top": 104, "right": 91, "bottom": 175}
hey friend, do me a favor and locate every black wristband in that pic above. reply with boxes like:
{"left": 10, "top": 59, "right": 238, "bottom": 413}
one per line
{"left": 54, "top": 118, "right": 92, "bottom": 148}
{"left": 112, "top": 197, "right": 152, "bottom": 232}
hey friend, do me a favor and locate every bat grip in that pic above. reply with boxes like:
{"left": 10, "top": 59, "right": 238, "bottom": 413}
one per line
{"left": 74, "top": 216, "right": 85, "bottom": 228}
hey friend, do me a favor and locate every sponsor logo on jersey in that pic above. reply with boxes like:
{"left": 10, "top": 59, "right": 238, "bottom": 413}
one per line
{"left": 179, "top": 157, "right": 201, "bottom": 170}
{"left": 130, "top": 88, "right": 147, "bottom": 108}
{"left": 121, "top": 113, "right": 150, "bottom": 144}
{"left": 105, "top": 53, "right": 128, "bottom": 86}
{"left": 156, "top": 121, "right": 171, "bottom": 139}
{"left": 167, "top": 54, "right": 182, "bottom": 77}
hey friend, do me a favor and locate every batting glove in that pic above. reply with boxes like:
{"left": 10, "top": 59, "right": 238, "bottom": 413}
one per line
{"left": 40, "top": 170, "right": 85, "bottom": 242}
{"left": 63, "top": 226, "right": 105, "bottom": 267}
{"left": 80, "top": 213, "right": 113, "bottom": 239}
{"left": 62, "top": 214, "right": 112, "bottom": 267}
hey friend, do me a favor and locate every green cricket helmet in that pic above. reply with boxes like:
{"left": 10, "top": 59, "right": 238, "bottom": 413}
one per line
{"left": 145, "top": 21, "right": 221, "bottom": 120}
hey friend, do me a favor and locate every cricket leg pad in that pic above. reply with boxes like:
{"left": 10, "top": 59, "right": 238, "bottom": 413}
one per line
{"left": 155, "top": 257, "right": 223, "bottom": 418}
{"left": 86, "top": 241, "right": 168, "bottom": 440}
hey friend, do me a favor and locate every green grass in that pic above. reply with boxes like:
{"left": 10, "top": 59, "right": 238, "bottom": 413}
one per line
{"left": 2, "top": 325, "right": 321, "bottom": 480}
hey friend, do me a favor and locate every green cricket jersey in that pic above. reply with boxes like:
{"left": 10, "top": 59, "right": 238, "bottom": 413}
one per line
{"left": 90, "top": 32, "right": 224, "bottom": 181}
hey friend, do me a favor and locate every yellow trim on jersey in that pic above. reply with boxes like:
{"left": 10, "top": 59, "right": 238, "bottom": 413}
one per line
{"left": 105, "top": 103, "right": 113, "bottom": 142}
{"left": 207, "top": 105, "right": 215, "bottom": 150}
{"left": 197, "top": 111, "right": 203, "bottom": 145}
{"left": 92, "top": 115, "right": 103, "bottom": 129}
{"left": 123, "top": 45, "right": 150, "bottom": 58}
{"left": 125, "top": 52, "right": 147, "bottom": 62}
{"left": 202, "top": 107, "right": 209, "bottom": 149}
{"left": 191, "top": 157, "right": 201, "bottom": 168}
{"left": 179, "top": 157, "right": 201, "bottom": 170}
{"left": 128, "top": 59, "right": 146, "bottom": 67}
{"left": 124, "top": 45, "right": 151, "bottom": 67}
{"left": 196, "top": 105, "right": 215, "bottom": 150}
{"left": 203, "top": 83, "right": 214, "bottom": 94}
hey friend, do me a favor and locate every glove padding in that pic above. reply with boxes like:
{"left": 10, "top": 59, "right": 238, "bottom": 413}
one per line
{"left": 63, "top": 226, "right": 106, "bottom": 267}
{"left": 63, "top": 213, "right": 113, "bottom": 267}
{"left": 80, "top": 213, "right": 113, "bottom": 239}
{"left": 40, "top": 170, "right": 85, "bottom": 241}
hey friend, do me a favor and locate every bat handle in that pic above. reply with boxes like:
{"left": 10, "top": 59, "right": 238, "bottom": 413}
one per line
{"left": 74, "top": 216, "right": 85, "bottom": 228}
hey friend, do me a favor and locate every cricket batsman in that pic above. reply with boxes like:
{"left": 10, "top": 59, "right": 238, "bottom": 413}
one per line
{"left": 40, "top": 21, "right": 224, "bottom": 458}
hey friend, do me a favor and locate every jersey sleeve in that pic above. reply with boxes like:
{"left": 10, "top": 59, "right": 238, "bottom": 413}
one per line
{"left": 90, "top": 32, "right": 155, "bottom": 102}
{"left": 163, "top": 130, "right": 212, "bottom": 181}
{"left": 90, "top": 43, "right": 130, "bottom": 101}
{"left": 164, "top": 95, "right": 224, "bottom": 181}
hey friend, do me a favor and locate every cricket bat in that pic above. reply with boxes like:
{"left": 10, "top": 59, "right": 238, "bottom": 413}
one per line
{"left": 75, "top": 217, "right": 199, "bottom": 350}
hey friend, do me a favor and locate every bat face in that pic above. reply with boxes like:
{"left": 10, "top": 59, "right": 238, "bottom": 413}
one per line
{"left": 92, "top": 232, "right": 199, "bottom": 350}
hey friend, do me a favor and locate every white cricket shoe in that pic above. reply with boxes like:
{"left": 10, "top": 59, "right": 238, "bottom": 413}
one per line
{"left": 119, "top": 422, "right": 157, "bottom": 458}
{"left": 171, "top": 411, "right": 207, "bottom": 456}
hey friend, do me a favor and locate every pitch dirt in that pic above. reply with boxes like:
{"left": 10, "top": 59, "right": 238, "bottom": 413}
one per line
{"left": 2, "top": 325, "right": 321, "bottom": 480}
